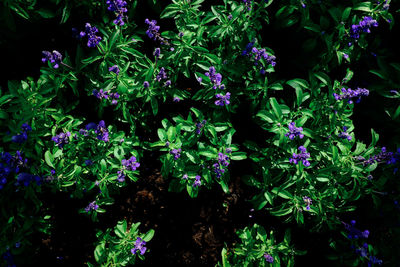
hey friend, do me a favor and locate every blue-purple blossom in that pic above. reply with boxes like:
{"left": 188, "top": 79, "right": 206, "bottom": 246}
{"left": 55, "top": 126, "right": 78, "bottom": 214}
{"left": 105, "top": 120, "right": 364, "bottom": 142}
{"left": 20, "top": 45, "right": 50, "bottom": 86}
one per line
{"left": 289, "top": 146, "right": 310, "bottom": 167}
{"left": 85, "top": 160, "right": 93, "bottom": 166}
{"left": 193, "top": 175, "right": 201, "bottom": 187}
{"left": 131, "top": 237, "right": 147, "bottom": 255}
{"left": 145, "top": 18, "right": 168, "bottom": 44}
{"left": 213, "top": 152, "right": 230, "bottom": 178}
{"left": 84, "top": 201, "right": 99, "bottom": 212}
{"left": 178, "top": 32, "right": 184, "bottom": 37}
{"left": 242, "top": 41, "right": 255, "bottom": 56}
{"left": 93, "top": 89, "right": 109, "bottom": 100}
{"left": 144, "top": 81, "right": 150, "bottom": 88}
{"left": 197, "top": 77, "right": 202, "bottom": 84}
{"left": 303, "top": 196, "right": 312, "bottom": 210}
{"left": 343, "top": 220, "right": 369, "bottom": 239}
{"left": 106, "top": 0, "right": 128, "bottom": 26}
{"left": 355, "top": 243, "right": 369, "bottom": 257}
{"left": 117, "top": 170, "right": 125, "bottom": 182}
{"left": 215, "top": 92, "right": 231, "bottom": 106}
{"left": 95, "top": 120, "right": 109, "bottom": 142}
{"left": 42, "top": 50, "right": 63, "bottom": 69}
{"left": 182, "top": 174, "right": 188, "bottom": 180}
{"left": 285, "top": 122, "right": 304, "bottom": 140}
{"left": 156, "top": 67, "right": 168, "bottom": 82}
{"left": 52, "top": 131, "right": 71, "bottom": 148}
{"left": 205, "top": 66, "right": 225, "bottom": 90}
{"left": 350, "top": 16, "right": 378, "bottom": 40}
{"left": 154, "top": 47, "right": 161, "bottom": 58}
{"left": 164, "top": 80, "right": 171, "bottom": 87}
{"left": 170, "top": 148, "right": 181, "bottom": 160}
{"left": 360, "top": 147, "right": 394, "bottom": 166}
{"left": 338, "top": 126, "right": 352, "bottom": 141}
{"left": 16, "top": 172, "right": 41, "bottom": 187}
{"left": 109, "top": 65, "right": 120, "bottom": 75}
{"left": 333, "top": 87, "right": 369, "bottom": 104}
{"left": 195, "top": 120, "right": 206, "bottom": 134}
{"left": 12, "top": 123, "right": 32, "bottom": 143}
{"left": 122, "top": 156, "right": 140, "bottom": 171}
{"left": 368, "top": 256, "right": 383, "bottom": 266}
{"left": 80, "top": 23, "right": 102, "bottom": 48}
{"left": 173, "top": 96, "right": 181, "bottom": 102}
{"left": 243, "top": 0, "right": 252, "bottom": 11}
{"left": 263, "top": 253, "right": 274, "bottom": 263}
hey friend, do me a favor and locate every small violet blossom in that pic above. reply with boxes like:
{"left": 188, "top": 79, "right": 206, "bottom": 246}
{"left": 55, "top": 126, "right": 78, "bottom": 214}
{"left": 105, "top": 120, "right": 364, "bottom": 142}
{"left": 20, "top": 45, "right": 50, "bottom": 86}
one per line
{"left": 42, "top": 50, "right": 63, "bottom": 69}
{"left": 289, "top": 146, "right": 310, "bottom": 167}
{"left": 80, "top": 23, "right": 102, "bottom": 48}
{"left": 131, "top": 237, "right": 147, "bottom": 255}
{"left": 285, "top": 122, "right": 304, "bottom": 140}
{"left": 215, "top": 92, "right": 231, "bottom": 106}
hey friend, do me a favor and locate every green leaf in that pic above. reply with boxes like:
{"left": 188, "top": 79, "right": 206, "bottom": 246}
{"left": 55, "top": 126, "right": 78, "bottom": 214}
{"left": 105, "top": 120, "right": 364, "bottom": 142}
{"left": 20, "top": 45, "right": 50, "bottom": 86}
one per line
{"left": 230, "top": 152, "right": 247, "bottom": 160}
{"left": 371, "top": 129, "right": 379, "bottom": 147}
{"left": 115, "top": 220, "right": 127, "bottom": 238}
{"left": 143, "top": 229, "right": 155, "bottom": 242}
{"left": 151, "top": 97, "right": 158, "bottom": 115}
{"left": 269, "top": 97, "right": 282, "bottom": 120}
{"left": 271, "top": 188, "right": 293, "bottom": 199}
{"left": 45, "top": 151, "right": 54, "bottom": 168}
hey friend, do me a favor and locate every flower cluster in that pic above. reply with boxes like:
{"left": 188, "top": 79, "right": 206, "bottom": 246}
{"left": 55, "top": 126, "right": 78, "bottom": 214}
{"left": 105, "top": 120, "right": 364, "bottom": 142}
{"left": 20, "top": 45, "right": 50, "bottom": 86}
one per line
{"left": 84, "top": 201, "right": 99, "bottom": 212}
{"left": 93, "top": 89, "right": 120, "bottom": 105}
{"left": 360, "top": 147, "right": 394, "bottom": 166}
{"left": 213, "top": 151, "right": 231, "bottom": 179}
{"left": 145, "top": 18, "right": 168, "bottom": 44}
{"left": 52, "top": 131, "right": 71, "bottom": 148}
{"left": 154, "top": 47, "right": 161, "bottom": 59}
{"left": 12, "top": 123, "right": 32, "bottom": 143}
{"left": 343, "top": 220, "right": 382, "bottom": 266}
{"left": 350, "top": 16, "right": 379, "bottom": 40}
{"left": 338, "top": 126, "right": 352, "bottom": 141}
{"left": 263, "top": 253, "right": 274, "bottom": 263}
{"left": 16, "top": 172, "right": 41, "bottom": 187}
{"left": 243, "top": 0, "right": 252, "bottom": 11}
{"left": 41, "top": 50, "right": 63, "bottom": 69}
{"left": 106, "top": 0, "right": 128, "bottom": 26}
{"left": 215, "top": 92, "right": 231, "bottom": 106}
{"left": 170, "top": 148, "right": 181, "bottom": 160}
{"left": 193, "top": 175, "right": 201, "bottom": 187}
{"left": 343, "top": 220, "right": 369, "bottom": 239}
{"left": 195, "top": 120, "right": 206, "bottom": 134}
{"left": 285, "top": 122, "right": 304, "bottom": 140}
{"left": 205, "top": 66, "right": 225, "bottom": 90}
{"left": 117, "top": 156, "right": 140, "bottom": 182}
{"left": 109, "top": 65, "right": 120, "bottom": 75}
{"left": 80, "top": 23, "right": 102, "bottom": 48}
{"left": 95, "top": 120, "right": 109, "bottom": 142}
{"left": 251, "top": 47, "right": 276, "bottom": 67}
{"left": 289, "top": 146, "right": 311, "bottom": 167}
{"left": 1, "top": 152, "right": 23, "bottom": 190}
{"left": 242, "top": 41, "right": 255, "bottom": 56}
{"left": 303, "top": 196, "right": 312, "bottom": 210}
{"left": 156, "top": 67, "right": 171, "bottom": 86}
{"left": 131, "top": 237, "right": 147, "bottom": 255}
{"left": 333, "top": 87, "right": 369, "bottom": 104}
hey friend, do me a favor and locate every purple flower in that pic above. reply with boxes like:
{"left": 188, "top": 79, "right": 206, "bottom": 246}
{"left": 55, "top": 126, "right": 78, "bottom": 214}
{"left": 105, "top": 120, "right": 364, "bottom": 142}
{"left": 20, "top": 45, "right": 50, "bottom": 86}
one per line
{"left": 52, "top": 131, "right": 71, "bottom": 148}
{"left": 215, "top": 92, "right": 231, "bottom": 106}
{"left": 143, "top": 81, "right": 150, "bottom": 88}
{"left": 170, "top": 148, "right": 181, "bottom": 160}
{"left": 193, "top": 175, "right": 201, "bottom": 187}
{"left": 251, "top": 47, "right": 276, "bottom": 67}
{"left": 131, "top": 237, "right": 147, "bottom": 255}
{"left": 343, "top": 220, "right": 369, "bottom": 239}
{"left": 264, "top": 253, "right": 274, "bottom": 263}
{"left": 106, "top": 0, "right": 128, "bottom": 26}
{"left": 145, "top": 18, "right": 168, "bottom": 44}
{"left": 154, "top": 47, "right": 161, "bottom": 58}
{"left": 289, "top": 146, "right": 310, "bottom": 167}
{"left": 178, "top": 32, "right": 184, "bottom": 37}
{"left": 333, "top": 87, "right": 369, "bottom": 104}
{"left": 16, "top": 172, "right": 41, "bottom": 187}
{"left": 303, "top": 196, "right": 312, "bottom": 210}
{"left": 285, "top": 122, "right": 304, "bottom": 140}
{"left": 368, "top": 256, "right": 383, "bottom": 266}
{"left": 42, "top": 50, "right": 63, "bottom": 69}
{"left": 197, "top": 77, "right": 203, "bottom": 84}
{"left": 93, "top": 89, "right": 109, "bottom": 100}
{"left": 84, "top": 201, "right": 99, "bottom": 212}
{"left": 205, "top": 66, "right": 224, "bottom": 90}
{"left": 85, "top": 160, "right": 93, "bottom": 166}
{"left": 228, "top": 14, "right": 233, "bottom": 20}
{"left": 195, "top": 120, "right": 206, "bottom": 134}
{"left": 117, "top": 170, "right": 125, "bottom": 182}
{"left": 182, "top": 174, "right": 188, "bottom": 180}
{"left": 122, "top": 156, "right": 140, "bottom": 171}
{"left": 80, "top": 23, "right": 102, "bottom": 48}
{"left": 109, "top": 65, "right": 120, "bottom": 75}
{"left": 95, "top": 120, "right": 109, "bottom": 142}
{"left": 360, "top": 147, "right": 394, "bottom": 166}
{"left": 242, "top": 41, "right": 255, "bottom": 56}
{"left": 350, "top": 16, "right": 378, "bottom": 39}
{"left": 156, "top": 67, "right": 168, "bottom": 82}
{"left": 173, "top": 96, "right": 181, "bottom": 102}
{"left": 164, "top": 80, "right": 171, "bottom": 87}
{"left": 338, "top": 126, "right": 352, "bottom": 141}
